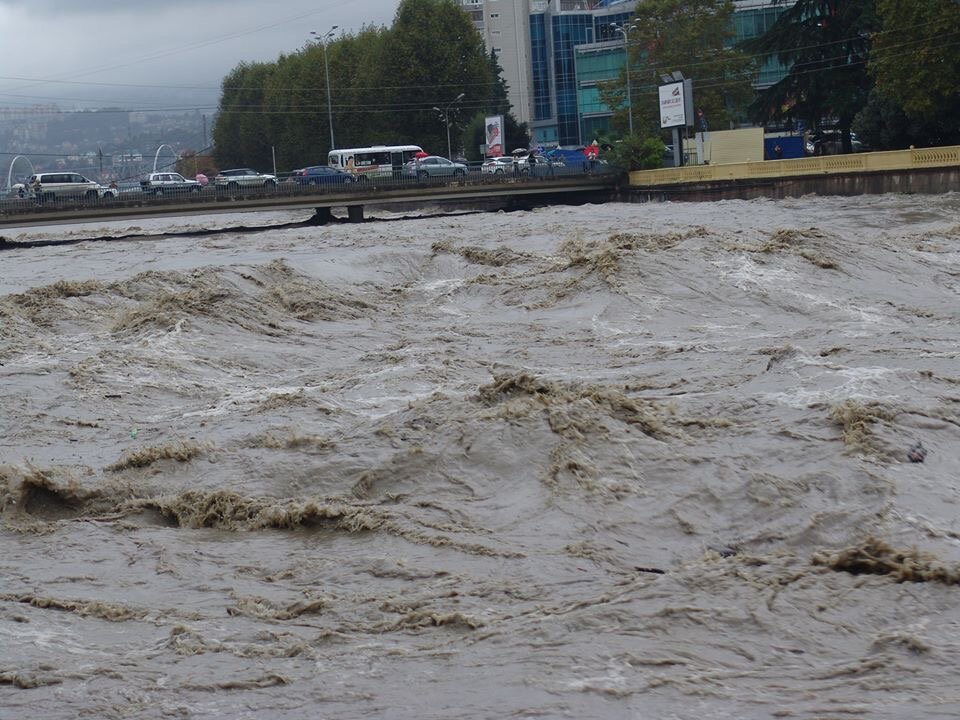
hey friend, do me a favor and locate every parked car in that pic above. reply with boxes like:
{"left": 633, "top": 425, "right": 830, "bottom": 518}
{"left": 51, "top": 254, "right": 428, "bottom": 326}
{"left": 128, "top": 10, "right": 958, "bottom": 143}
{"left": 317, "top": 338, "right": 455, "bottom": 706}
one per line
{"left": 26, "top": 172, "right": 116, "bottom": 202}
{"left": 214, "top": 168, "right": 278, "bottom": 190}
{"left": 291, "top": 165, "right": 355, "bottom": 186}
{"left": 515, "top": 153, "right": 556, "bottom": 176}
{"left": 403, "top": 156, "right": 468, "bottom": 179}
{"left": 805, "top": 131, "right": 864, "bottom": 156}
{"left": 481, "top": 156, "right": 517, "bottom": 175}
{"left": 139, "top": 172, "right": 202, "bottom": 195}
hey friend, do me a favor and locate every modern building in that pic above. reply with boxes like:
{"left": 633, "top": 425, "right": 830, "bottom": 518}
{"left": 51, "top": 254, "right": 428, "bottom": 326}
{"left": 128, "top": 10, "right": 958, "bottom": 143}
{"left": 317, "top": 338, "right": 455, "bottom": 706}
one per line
{"left": 458, "top": 0, "right": 791, "bottom": 149}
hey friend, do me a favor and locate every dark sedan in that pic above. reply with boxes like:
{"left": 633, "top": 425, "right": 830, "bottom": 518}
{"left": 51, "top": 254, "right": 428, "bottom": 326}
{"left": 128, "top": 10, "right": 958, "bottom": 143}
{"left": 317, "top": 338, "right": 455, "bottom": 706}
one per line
{"left": 292, "top": 166, "right": 355, "bottom": 186}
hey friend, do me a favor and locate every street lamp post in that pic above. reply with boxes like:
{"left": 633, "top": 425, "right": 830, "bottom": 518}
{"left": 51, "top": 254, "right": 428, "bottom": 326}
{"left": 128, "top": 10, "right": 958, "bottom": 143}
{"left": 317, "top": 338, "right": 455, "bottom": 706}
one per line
{"left": 432, "top": 92, "right": 465, "bottom": 159}
{"left": 310, "top": 27, "right": 338, "bottom": 150}
{"left": 611, "top": 23, "right": 638, "bottom": 135}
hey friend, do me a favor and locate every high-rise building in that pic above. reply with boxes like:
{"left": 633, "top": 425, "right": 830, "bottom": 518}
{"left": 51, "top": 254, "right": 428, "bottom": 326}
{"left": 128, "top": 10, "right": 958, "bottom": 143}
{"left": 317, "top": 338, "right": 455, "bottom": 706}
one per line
{"left": 461, "top": 0, "right": 535, "bottom": 132}
{"left": 458, "top": 0, "right": 791, "bottom": 149}
{"left": 458, "top": 0, "right": 638, "bottom": 146}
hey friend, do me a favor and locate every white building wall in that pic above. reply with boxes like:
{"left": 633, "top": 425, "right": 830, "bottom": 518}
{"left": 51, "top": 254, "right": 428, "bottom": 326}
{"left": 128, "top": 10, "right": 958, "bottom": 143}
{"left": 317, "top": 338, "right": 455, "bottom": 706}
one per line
{"left": 459, "top": 0, "right": 533, "bottom": 125}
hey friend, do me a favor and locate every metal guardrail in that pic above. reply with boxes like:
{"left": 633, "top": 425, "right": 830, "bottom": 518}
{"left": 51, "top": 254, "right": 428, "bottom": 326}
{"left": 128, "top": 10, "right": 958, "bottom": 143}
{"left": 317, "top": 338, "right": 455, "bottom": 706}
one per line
{"left": 628, "top": 145, "right": 960, "bottom": 187}
{"left": 0, "top": 163, "right": 621, "bottom": 226}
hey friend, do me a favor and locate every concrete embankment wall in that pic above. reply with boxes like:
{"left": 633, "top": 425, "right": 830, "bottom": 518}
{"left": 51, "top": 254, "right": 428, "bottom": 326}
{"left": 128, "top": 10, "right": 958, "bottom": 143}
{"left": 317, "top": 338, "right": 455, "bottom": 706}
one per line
{"left": 626, "top": 145, "right": 960, "bottom": 202}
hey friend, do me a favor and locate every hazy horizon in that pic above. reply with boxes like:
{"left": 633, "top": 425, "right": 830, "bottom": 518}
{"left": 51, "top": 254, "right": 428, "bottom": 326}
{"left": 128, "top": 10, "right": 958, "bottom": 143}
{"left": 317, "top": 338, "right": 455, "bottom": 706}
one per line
{"left": 0, "top": 0, "right": 399, "bottom": 111}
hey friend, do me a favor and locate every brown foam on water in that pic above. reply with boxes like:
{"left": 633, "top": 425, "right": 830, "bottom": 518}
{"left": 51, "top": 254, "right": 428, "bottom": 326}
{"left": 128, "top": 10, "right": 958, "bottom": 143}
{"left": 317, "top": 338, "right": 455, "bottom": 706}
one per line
{"left": 725, "top": 226, "right": 840, "bottom": 269}
{"left": 0, "top": 593, "right": 147, "bottom": 621}
{"left": 431, "top": 240, "right": 527, "bottom": 267}
{"left": 0, "top": 669, "right": 64, "bottom": 689}
{"left": 475, "top": 372, "right": 674, "bottom": 439}
{"left": 813, "top": 537, "right": 960, "bottom": 584}
{"left": 106, "top": 441, "right": 204, "bottom": 472}
{"left": 826, "top": 399, "right": 898, "bottom": 460}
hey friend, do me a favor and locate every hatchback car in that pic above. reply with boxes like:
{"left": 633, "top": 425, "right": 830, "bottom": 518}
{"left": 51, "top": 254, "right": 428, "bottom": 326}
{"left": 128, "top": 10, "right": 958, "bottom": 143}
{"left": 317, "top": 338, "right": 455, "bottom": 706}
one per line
{"left": 481, "top": 156, "right": 517, "bottom": 175}
{"left": 291, "top": 166, "right": 355, "bottom": 186}
{"left": 214, "top": 168, "right": 278, "bottom": 190}
{"left": 403, "top": 156, "right": 468, "bottom": 179}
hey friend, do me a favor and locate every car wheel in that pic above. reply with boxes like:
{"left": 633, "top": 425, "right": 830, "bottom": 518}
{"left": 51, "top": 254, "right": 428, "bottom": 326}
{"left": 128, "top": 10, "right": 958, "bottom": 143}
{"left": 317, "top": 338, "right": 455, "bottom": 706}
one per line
{"left": 228, "top": 181, "right": 239, "bottom": 191}
{"left": 454, "top": 169, "right": 465, "bottom": 178}
{"left": 308, "top": 179, "right": 319, "bottom": 187}
{"left": 155, "top": 188, "right": 164, "bottom": 196}
{"left": 84, "top": 190, "right": 98, "bottom": 200}
{"left": 417, "top": 171, "right": 427, "bottom": 181}
{"left": 264, "top": 180, "right": 276, "bottom": 189}
{"left": 193, "top": 185, "right": 202, "bottom": 192}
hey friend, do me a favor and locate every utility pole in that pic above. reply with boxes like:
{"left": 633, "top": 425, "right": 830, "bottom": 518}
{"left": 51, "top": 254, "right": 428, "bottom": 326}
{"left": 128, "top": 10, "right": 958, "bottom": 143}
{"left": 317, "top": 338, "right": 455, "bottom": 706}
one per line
{"left": 310, "top": 27, "right": 339, "bottom": 151}
{"left": 432, "top": 92, "right": 465, "bottom": 159}
{"left": 611, "top": 23, "right": 638, "bottom": 135}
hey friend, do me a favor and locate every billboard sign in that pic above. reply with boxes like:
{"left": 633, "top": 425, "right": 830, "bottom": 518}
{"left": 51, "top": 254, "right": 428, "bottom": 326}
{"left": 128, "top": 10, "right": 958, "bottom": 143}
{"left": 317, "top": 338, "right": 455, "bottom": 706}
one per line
{"left": 659, "top": 82, "right": 686, "bottom": 128}
{"left": 485, "top": 115, "right": 504, "bottom": 157}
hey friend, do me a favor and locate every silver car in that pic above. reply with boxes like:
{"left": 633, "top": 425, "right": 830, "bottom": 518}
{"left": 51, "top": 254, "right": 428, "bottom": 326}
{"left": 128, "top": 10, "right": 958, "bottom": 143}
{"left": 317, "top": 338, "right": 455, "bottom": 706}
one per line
{"left": 214, "top": 168, "right": 278, "bottom": 190}
{"left": 140, "top": 172, "right": 202, "bottom": 195}
{"left": 403, "top": 156, "right": 468, "bottom": 179}
{"left": 481, "top": 156, "right": 517, "bottom": 175}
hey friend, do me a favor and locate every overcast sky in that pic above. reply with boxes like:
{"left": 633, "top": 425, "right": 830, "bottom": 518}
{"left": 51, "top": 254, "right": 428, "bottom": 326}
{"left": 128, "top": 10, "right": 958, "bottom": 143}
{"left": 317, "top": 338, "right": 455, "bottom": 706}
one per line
{"left": 0, "top": 0, "right": 399, "bottom": 110}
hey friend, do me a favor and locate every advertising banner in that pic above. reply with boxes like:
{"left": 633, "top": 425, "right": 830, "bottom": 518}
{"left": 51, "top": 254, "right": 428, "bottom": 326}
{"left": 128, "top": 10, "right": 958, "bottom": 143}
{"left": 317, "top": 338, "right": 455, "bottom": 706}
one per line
{"left": 485, "top": 115, "right": 504, "bottom": 157}
{"left": 659, "top": 82, "right": 686, "bottom": 129}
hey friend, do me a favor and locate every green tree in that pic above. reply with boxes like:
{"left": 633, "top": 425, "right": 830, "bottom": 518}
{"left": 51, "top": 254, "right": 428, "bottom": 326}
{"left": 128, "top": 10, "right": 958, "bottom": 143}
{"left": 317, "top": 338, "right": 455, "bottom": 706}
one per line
{"left": 869, "top": 0, "right": 960, "bottom": 128}
{"left": 376, "top": 0, "right": 491, "bottom": 156}
{"left": 852, "top": 90, "right": 960, "bottom": 149}
{"left": 212, "top": 0, "right": 492, "bottom": 168}
{"left": 599, "top": 0, "right": 754, "bottom": 138}
{"left": 743, "top": 0, "right": 879, "bottom": 152}
{"left": 214, "top": 62, "right": 274, "bottom": 170}
{"left": 605, "top": 134, "right": 666, "bottom": 171}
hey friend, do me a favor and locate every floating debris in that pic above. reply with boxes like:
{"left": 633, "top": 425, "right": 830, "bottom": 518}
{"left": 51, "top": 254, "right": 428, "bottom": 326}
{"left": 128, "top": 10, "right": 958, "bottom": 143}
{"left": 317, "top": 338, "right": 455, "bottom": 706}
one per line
{"left": 813, "top": 537, "right": 960, "bottom": 584}
{"left": 906, "top": 442, "right": 927, "bottom": 463}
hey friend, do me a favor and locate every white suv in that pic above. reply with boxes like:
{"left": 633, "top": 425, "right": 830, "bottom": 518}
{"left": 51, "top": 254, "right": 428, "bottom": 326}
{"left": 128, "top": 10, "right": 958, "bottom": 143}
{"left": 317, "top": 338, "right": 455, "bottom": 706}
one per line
{"left": 28, "top": 172, "right": 115, "bottom": 202}
{"left": 214, "top": 168, "right": 278, "bottom": 190}
{"left": 140, "top": 172, "right": 202, "bottom": 195}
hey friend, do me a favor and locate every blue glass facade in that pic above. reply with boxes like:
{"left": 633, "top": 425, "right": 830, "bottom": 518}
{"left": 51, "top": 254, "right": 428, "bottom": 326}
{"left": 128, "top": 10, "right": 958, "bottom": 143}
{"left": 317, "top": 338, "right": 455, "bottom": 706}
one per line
{"left": 552, "top": 15, "right": 593, "bottom": 146}
{"left": 530, "top": 14, "right": 551, "bottom": 122}
{"left": 530, "top": 6, "right": 636, "bottom": 146}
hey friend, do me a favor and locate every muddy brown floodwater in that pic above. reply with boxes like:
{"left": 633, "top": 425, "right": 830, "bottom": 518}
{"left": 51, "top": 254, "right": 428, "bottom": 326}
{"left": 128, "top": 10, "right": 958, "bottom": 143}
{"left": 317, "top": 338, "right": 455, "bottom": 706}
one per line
{"left": 2, "top": 195, "right": 960, "bottom": 719}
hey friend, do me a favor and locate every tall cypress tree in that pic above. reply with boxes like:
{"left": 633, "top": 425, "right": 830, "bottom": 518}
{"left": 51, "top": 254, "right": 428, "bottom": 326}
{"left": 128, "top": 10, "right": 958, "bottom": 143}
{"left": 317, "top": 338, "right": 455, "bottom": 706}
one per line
{"left": 743, "top": 0, "right": 879, "bottom": 151}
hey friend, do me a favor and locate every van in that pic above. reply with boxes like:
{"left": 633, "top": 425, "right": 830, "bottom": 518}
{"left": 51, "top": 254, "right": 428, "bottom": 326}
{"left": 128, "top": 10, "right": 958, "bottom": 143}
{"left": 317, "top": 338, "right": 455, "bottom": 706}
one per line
{"left": 28, "top": 172, "right": 113, "bottom": 202}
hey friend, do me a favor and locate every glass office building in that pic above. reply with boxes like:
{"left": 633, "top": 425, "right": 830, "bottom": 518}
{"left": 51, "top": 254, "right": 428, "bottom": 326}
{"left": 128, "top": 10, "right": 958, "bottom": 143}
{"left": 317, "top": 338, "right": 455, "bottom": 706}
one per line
{"left": 461, "top": 0, "right": 792, "bottom": 148}
{"left": 529, "top": 1, "right": 636, "bottom": 147}
{"left": 566, "top": 1, "right": 792, "bottom": 143}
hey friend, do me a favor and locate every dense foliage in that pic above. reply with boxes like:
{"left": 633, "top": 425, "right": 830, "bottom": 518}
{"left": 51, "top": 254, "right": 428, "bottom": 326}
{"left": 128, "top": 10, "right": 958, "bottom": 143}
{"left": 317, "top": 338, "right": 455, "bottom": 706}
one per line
{"left": 212, "top": 0, "right": 960, "bottom": 171}
{"left": 213, "top": 0, "right": 507, "bottom": 171}
{"left": 742, "top": 0, "right": 878, "bottom": 152}
{"left": 746, "top": 0, "right": 959, "bottom": 149}
{"left": 600, "top": 0, "right": 755, "bottom": 137}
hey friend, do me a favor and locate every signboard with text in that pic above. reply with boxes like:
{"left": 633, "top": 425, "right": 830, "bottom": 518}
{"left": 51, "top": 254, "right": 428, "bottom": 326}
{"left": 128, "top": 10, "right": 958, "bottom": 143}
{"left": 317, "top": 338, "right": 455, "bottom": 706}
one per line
{"left": 659, "top": 81, "right": 686, "bottom": 128}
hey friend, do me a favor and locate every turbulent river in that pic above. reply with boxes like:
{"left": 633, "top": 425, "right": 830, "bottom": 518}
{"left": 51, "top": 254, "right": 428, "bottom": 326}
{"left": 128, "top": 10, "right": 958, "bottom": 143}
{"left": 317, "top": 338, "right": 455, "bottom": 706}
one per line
{"left": 1, "top": 194, "right": 960, "bottom": 719}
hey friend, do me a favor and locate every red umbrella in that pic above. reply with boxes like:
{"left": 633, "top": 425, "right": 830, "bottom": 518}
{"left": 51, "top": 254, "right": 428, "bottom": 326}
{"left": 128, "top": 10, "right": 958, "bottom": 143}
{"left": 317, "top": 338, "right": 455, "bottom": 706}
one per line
{"left": 414, "top": 150, "right": 429, "bottom": 159}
